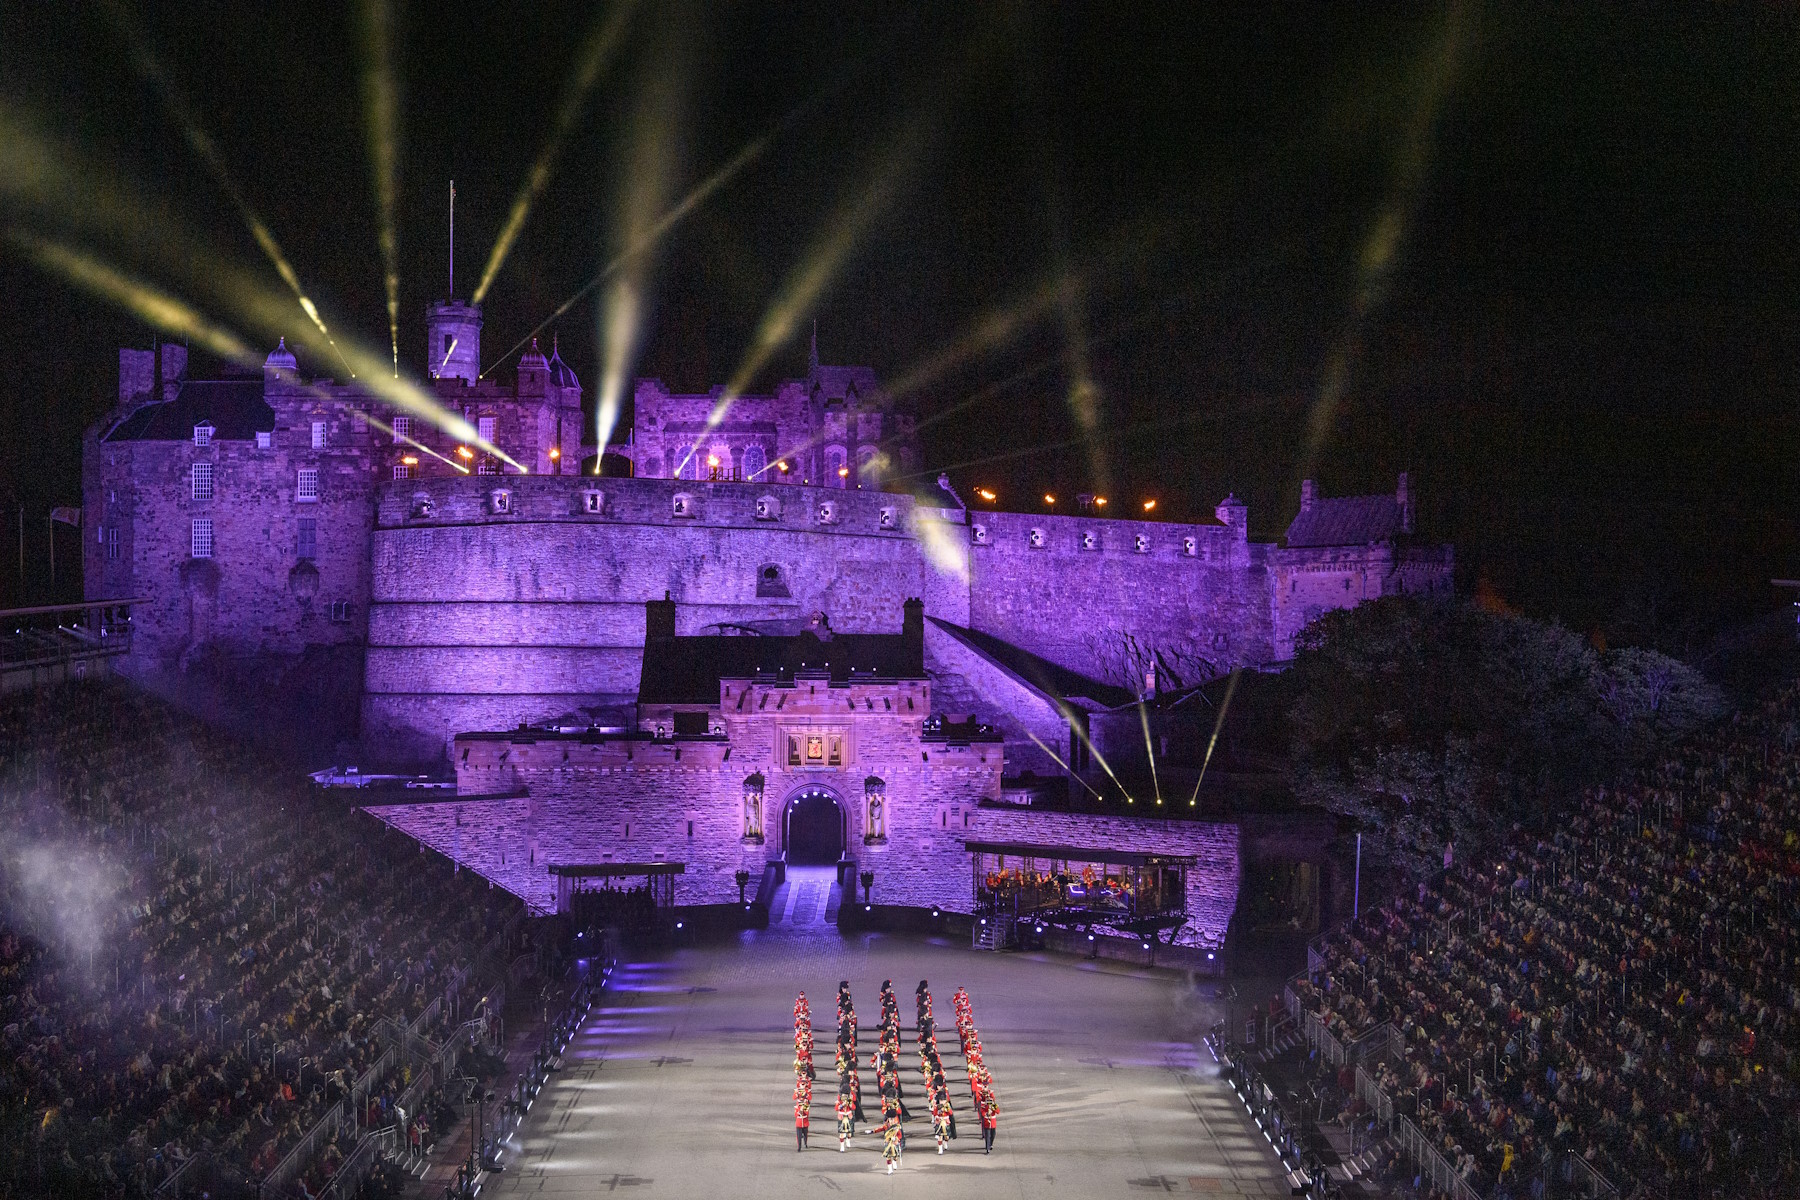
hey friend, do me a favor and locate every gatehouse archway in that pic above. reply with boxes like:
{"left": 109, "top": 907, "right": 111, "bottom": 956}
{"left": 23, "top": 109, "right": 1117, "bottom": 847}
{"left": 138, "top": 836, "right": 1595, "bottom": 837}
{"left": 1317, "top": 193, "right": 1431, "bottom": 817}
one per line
{"left": 782, "top": 786, "right": 845, "bottom": 865}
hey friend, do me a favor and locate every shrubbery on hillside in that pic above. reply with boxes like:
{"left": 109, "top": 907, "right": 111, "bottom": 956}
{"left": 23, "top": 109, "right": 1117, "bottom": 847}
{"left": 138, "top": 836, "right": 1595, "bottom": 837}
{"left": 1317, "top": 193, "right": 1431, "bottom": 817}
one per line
{"left": 1284, "top": 595, "right": 1725, "bottom": 878}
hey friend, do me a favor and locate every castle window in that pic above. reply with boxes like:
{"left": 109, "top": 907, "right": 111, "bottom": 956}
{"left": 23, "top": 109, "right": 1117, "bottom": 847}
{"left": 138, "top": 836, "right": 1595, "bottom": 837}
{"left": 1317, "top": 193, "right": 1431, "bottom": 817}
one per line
{"left": 296, "top": 517, "right": 317, "bottom": 561}
{"left": 1182, "top": 536, "right": 1197, "bottom": 557}
{"left": 392, "top": 463, "right": 413, "bottom": 480}
{"left": 256, "top": 431, "right": 272, "bottom": 450}
{"left": 105, "top": 526, "right": 119, "bottom": 560}
{"left": 582, "top": 490, "right": 604, "bottom": 514}
{"left": 788, "top": 735, "right": 802, "bottom": 766}
{"left": 192, "top": 422, "right": 214, "bottom": 448}
{"left": 296, "top": 468, "right": 319, "bottom": 502}
{"left": 478, "top": 416, "right": 496, "bottom": 444}
{"left": 971, "top": 524, "right": 989, "bottom": 545}
{"left": 743, "top": 444, "right": 767, "bottom": 480}
{"left": 392, "top": 415, "right": 410, "bottom": 442}
{"left": 477, "top": 457, "right": 499, "bottom": 475}
{"left": 191, "top": 462, "right": 214, "bottom": 502}
{"left": 330, "top": 600, "right": 351, "bottom": 623}
{"left": 489, "top": 489, "right": 512, "bottom": 514}
{"left": 754, "top": 495, "right": 780, "bottom": 521}
{"left": 311, "top": 420, "right": 326, "bottom": 450}
{"left": 190, "top": 518, "right": 213, "bottom": 559}
{"left": 878, "top": 506, "right": 897, "bottom": 530}
{"left": 756, "top": 563, "right": 790, "bottom": 598}
{"left": 828, "top": 736, "right": 843, "bottom": 766}
{"left": 826, "top": 446, "right": 847, "bottom": 488}
{"left": 672, "top": 492, "right": 696, "bottom": 518}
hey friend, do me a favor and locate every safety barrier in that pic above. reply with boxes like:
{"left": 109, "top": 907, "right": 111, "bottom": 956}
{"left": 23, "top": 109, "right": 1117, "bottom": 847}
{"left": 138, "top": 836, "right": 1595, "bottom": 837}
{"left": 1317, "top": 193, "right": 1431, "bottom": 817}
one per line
{"left": 1392, "top": 1114, "right": 1485, "bottom": 1200}
{"left": 258, "top": 1101, "right": 345, "bottom": 1199}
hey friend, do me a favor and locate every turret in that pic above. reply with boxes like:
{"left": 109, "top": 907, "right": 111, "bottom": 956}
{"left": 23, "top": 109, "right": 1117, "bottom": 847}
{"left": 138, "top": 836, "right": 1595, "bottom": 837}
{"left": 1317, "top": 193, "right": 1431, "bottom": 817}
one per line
{"left": 425, "top": 300, "right": 482, "bottom": 383}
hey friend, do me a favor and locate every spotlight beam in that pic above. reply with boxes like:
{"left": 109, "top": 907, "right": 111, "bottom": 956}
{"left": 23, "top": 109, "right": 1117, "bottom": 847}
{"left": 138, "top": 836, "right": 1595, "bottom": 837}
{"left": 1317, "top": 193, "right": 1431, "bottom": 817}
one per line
{"left": 482, "top": 133, "right": 771, "bottom": 379}
{"left": 1138, "top": 698, "right": 1163, "bottom": 806}
{"left": 0, "top": 105, "right": 519, "bottom": 470}
{"left": 1300, "top": 0, "right": 1473, "bottom": 476}
{"left": 358, "top": 0, "right": 403, "bottom": 372}
{"left": 101, "top": 0, "right": 355, "bottom": 379}
{"left": 7, "top": 229, "right": 258, "bottom": 365}
{"left": 674, "top": 109, "right": 940, "bottom": 479}
{"left": 472, "top": 0, "right": 641, "bottom": 304}
{"left": 1023, "top": 730, "right": 1109, "bottom": 804}
{"left": 1187, "top": 667, "right": 1242, "bottom": 806}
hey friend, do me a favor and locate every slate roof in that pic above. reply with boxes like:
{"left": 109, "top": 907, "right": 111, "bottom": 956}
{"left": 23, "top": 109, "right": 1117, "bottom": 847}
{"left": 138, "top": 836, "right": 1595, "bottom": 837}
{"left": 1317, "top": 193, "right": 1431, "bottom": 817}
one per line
{"left": 104, "top": 380, "right": 274, "bottom": 442}
{"left": 638, "top": 630, "right": 924, "bottom": 705}
{"left": 807, "top": 363, "right": 881, "bottom": 402}
{"left": 1284, "top": 493, "right": 1407, "bottom": 548}
{"left": 926, "top": 617, "right": 1134, "bottom": 709}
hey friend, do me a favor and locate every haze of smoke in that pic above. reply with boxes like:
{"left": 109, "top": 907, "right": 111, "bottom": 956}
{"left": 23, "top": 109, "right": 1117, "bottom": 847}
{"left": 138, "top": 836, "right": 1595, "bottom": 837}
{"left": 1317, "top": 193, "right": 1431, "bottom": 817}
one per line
{"left": 0, "top": 796, "right": 128, "bottom": 975}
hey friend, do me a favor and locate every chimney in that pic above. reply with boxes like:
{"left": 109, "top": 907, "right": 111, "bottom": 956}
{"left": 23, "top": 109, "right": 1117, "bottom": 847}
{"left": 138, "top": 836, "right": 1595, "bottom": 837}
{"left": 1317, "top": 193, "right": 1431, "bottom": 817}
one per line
{"left": 901, "top": 598, "right": 924, "bottom": 667}
{"left": 645, "top": 590, "right": 676, "bottom": 640}
{"left": 118, "top": 348, "right": 155, "bottom": 407}
{"left": 1300, "top": 479, "right": 1315, "bottom": 511}
{"left": 160, "top": 344, "right": 188, "bottom": 401}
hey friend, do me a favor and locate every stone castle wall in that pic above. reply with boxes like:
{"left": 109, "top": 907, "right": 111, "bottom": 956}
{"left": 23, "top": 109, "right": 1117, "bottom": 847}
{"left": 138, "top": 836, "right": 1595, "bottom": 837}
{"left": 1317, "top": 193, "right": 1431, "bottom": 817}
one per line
{"left": 362, "top": 475, "right": 972, "bottom": 759}
{"left": 966, "top": 509, "right": 1277, "bottom": 690}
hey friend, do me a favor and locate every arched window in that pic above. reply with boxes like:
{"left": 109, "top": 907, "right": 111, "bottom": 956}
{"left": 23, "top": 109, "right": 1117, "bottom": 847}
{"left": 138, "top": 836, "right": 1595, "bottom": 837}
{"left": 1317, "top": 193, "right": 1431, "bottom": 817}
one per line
{"left": 826, "top": 445, "right": 847, "bottom": 488}
{"left": 743, "top": 443, "right": 767, "bottom": 481}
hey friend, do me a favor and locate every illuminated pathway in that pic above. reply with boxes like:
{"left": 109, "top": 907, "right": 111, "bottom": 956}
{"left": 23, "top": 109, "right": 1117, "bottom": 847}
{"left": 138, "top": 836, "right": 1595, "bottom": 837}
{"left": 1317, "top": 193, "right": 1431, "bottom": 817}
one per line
{"left": 485, "top": 927, "right": 1289, "bottom": 1197}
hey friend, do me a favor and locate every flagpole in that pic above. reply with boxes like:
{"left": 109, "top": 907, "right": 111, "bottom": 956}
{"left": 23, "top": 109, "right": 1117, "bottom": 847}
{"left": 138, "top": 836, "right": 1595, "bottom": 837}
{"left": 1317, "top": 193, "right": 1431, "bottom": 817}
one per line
{"left": 47, "top": 513, "right": 53, "bottom": 599}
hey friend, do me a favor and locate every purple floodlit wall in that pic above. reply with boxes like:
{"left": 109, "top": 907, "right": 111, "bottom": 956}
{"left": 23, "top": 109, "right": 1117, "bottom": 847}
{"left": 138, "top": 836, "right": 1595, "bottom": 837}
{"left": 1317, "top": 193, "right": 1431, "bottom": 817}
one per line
{"left": 966, "top": 504, "right": 1275, "bottom": 694}
{"left": 361, "top": 476, "right": 969, "bottom": 759}
{"left": 370, "top": 724, "right": 1239, "bottom": 948}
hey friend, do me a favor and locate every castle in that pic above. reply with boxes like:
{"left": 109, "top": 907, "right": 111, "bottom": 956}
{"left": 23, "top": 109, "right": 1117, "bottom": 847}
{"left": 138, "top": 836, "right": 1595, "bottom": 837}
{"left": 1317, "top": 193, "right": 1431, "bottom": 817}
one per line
{"left": 83, "top": 298, "right": 1450, "bottom": 944}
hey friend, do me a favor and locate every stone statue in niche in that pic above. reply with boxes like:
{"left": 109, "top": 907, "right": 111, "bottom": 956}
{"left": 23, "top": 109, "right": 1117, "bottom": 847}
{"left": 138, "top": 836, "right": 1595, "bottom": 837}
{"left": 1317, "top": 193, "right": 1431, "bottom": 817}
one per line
{"left": 742, "top": 773, "right": 765, "bottom": 843}
{"left": 863, "top": 776, "right": 888, "bottom": 844}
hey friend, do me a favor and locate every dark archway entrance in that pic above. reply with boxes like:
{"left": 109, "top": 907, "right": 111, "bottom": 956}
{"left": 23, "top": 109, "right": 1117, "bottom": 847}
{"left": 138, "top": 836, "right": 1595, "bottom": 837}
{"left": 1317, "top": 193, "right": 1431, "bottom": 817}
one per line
{"left": 783, "top": 787, "right": 845, "bottom": 865}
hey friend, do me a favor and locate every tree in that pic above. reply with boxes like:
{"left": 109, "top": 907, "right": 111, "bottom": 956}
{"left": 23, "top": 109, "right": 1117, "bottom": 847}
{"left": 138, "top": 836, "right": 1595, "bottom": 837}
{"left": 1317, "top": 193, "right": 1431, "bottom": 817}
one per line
{"left": 1284, "top": 595, "right": 1722, "bottom": 881}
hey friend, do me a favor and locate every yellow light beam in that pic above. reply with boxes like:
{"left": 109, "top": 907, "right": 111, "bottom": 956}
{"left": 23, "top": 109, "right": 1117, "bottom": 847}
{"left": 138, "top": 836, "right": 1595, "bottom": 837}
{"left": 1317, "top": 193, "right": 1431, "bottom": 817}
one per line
{"left": 1187, "top": 667, "right": 1242, "bottom": 807}
{"left": 1300, "top": 0, "right": 1475, "bottom": 476}
{"left": 1022, "top": 730, "right": 1110, "bottom": 804}
{"left": 595, "top": 35, "right": 685, "bottom": 466}
{"left": 0, "top": 103, "right": 519, "bottom": 470}
{"left": 473, "top": 0, "right": 641, "bottom": 304}
{"left": 7, "top": 229, "right": 258, "bottom": 366}
{"left": 483, "top": 131, "right": 773, "bottom": 378}
{"left": 675, "top": 114, "right": 934, "bottom": 479}
{"left": 358, "top": 0, "right": 403, "bottom": 371}
{"left": 882, "top": 274, "right": 1080, "bottom": 402}
{"left": 1138, "top": 698, "right": 1163, "bottom": 806}
{"left": 356, "top": 410, "right": 471, "bottom": 473}
{"left": 101, "top": 0, "right": 355, "bottom": 380}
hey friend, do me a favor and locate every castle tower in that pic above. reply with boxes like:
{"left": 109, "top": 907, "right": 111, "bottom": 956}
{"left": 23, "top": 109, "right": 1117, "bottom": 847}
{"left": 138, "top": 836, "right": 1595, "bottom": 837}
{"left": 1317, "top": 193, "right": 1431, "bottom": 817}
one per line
{"left": 425, "top": 300, "right": 482, "bottom": 383}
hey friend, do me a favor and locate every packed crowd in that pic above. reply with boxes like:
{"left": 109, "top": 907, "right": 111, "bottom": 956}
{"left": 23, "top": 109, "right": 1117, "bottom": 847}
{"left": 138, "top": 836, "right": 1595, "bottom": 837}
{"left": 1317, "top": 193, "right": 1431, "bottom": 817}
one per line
{"left": 0, "top": 681, "right": 523, "bottom": 1199}
{"left": 1293, "top": 682, "right": 1800, "bottom": 1199}
{"left": 789, "top": 979, "right": 999, "bottom": 1172}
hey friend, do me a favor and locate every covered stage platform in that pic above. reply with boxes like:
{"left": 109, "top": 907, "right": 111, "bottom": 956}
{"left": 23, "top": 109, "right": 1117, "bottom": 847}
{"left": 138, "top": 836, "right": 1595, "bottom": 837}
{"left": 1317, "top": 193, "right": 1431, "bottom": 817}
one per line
{"left": 966, "top": 839, "right": 1195, "bottom": 947}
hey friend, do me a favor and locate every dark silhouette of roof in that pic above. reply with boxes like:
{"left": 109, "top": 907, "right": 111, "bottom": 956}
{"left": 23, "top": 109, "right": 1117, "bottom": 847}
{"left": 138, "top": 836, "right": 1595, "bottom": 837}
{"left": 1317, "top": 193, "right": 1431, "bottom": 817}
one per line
{"left": 639, "top": 628, "right": 924, "bottom": 704}
{"left": 105, "top": 380, "right": 274, "bottom": 442}
{"left": 1284, "top": 493, "right": 1407, "bottom": 547}
{"left": 926, "top": 617, "right": 1133, "bottom": 709}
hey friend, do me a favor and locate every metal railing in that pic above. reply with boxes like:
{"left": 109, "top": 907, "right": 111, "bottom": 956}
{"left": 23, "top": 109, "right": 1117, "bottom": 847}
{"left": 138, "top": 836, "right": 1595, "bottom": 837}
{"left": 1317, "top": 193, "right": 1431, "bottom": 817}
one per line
{"left": 153, "top": 1151, "right": 207, "bottom": 1198}
{"left": 318, "top": 1130, "right": 388, "bottom": 1200}
{"left": 1353, "top": 1063, "right": 1393, "bottom": 1126}
{"left": 258, "top": 1101, "right": 344, "bottom": 1199}
{"left": 1392, "top": 1114, "right": 1485, "bottom": 1200}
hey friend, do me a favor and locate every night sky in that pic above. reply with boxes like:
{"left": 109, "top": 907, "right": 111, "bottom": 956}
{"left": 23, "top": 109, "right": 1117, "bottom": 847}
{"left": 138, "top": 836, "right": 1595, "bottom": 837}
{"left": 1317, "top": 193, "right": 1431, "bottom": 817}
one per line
{"left": 1, "top": 3, "right": 1795, "bottom": 647}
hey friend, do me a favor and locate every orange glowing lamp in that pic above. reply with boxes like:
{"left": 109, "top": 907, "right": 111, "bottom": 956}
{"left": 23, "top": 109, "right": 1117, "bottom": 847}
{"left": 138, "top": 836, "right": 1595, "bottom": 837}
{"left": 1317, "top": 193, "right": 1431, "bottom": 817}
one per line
{"left": 1044, "top": 493, "right": 1056, "bottom": 506}
{"left": 456, "top": 445, "right": 475, "bottom": 460}
{"left": 549, "top": 447, "right": 561, "bottom": 460}
{"left": 1143, "top": 499, "right": 1156, "bottom": 512}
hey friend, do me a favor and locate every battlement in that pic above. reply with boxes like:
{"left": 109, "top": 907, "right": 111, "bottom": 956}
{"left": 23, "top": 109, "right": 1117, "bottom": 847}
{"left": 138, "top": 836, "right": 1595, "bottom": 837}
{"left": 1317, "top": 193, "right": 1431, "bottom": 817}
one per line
{"left": 375, "top": 472, "right": 949, "bottom": 536}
